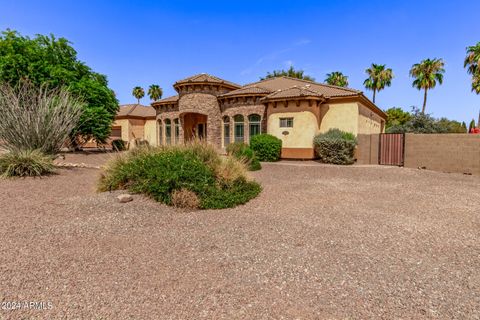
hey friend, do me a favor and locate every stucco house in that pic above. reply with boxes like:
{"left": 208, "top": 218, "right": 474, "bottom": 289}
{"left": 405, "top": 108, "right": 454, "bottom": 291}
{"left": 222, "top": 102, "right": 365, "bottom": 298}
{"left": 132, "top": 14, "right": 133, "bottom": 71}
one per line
{"left": 147, "top": 73, "right": 386, "bottom": 159}
{"left": 113, "top": 104, "right": 157, "bottom": 145}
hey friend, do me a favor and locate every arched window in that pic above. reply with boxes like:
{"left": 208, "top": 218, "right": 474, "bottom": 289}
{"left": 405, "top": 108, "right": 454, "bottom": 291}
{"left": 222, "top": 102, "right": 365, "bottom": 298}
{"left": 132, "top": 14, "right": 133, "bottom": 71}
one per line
{"left": 165, "top": 119, "right": 171, "bottom": 145}
{"left": 223, "top": 116, "right": 230, "bottom": 147}
{"left": 234, "top": 115, "right": 244, "bottom": 143}
{"left": 174, "top": 118, "right": 180, "bottom": 144}
{"left": 158, "top": 120, "right": 163, "bottom": 145}
{"left": 248, "top": 114, "right": 261, "bottom": 141}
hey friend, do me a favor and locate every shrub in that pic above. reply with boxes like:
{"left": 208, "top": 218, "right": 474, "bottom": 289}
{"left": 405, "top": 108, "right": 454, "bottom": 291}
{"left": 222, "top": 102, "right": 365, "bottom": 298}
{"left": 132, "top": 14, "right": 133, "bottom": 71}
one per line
{"left": 0, "top": 149, "right": 55, "bottom": 177}
{"left": 0, "top": 80, "right": 84, "bottom": 154}
{"left": 98, "top": 143, "right": 261, "bottom": 209}
{"left": 313, "top": 129, "right": 357, "bottom": 165}
{"left": 226, "top": 142, "right": 261, "bottom": 171}
{"left": 250, "top": 134, "right": 282, "bottom": 162}
{"left": 111, "top": 139, "right": 126, "bottom": 151}
{"left": 171, "top": 188, "right": 200, "bottom": 209}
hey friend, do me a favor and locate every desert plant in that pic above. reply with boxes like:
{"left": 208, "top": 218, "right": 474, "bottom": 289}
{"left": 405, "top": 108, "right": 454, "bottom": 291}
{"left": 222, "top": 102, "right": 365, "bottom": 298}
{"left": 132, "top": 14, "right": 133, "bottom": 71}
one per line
{"left": 98, "top": 143, "right": 261, "bottom": 209}
{"left": 171, "top": 188, "right": 200, "bottom": 209}
{"left": 111, "top": 139, "right": 126, "bottom": 151}
{"left": 313, "top": 129, "right": 357, "bottom": 165}
{"left": 249, "top": 134, "right": 282, "bottom": 162}
{"left": 226, "top": 142, "right": 261, "bottom": 171}
{"left": 0, "top": 80, "right": 84, "bottom": 154}
{"left": 0, "top": 149, "right": 54, "bottom": 177}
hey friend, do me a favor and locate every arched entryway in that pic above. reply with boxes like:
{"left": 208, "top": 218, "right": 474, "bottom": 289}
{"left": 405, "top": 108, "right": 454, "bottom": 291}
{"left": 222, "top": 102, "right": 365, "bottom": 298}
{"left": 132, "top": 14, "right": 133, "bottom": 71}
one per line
{"left": 182, "top": 112, "right": 208, "bottom": 142}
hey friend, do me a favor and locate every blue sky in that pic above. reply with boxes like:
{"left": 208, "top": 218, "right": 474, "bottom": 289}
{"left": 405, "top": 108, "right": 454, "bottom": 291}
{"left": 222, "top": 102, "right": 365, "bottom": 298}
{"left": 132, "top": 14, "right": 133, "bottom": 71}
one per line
{"left": 2, "top": 0, "right": 480, "bottom": 122}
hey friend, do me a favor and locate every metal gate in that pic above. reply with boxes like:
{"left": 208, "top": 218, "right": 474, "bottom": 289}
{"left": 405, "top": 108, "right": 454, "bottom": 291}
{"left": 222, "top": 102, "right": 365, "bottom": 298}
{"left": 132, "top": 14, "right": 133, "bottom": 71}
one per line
{"left": 379, "top": 133, "right": 405, "bottom": 166}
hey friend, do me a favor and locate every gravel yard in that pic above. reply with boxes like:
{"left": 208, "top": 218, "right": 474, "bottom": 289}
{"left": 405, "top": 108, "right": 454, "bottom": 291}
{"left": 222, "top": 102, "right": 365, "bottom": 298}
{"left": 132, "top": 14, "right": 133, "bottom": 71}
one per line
{"left": 1, "top": 154, "right": 480, "bottom": 319}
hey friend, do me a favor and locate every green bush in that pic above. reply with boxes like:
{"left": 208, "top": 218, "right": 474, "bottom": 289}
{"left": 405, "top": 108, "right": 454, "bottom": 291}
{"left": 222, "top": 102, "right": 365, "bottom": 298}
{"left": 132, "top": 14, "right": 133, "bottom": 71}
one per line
{"left": 98, "top": 143, "right": 261, "bottom": 209}
{"left": 313, "top": 129, "right": 357, "bottom": 165}
{"left": 111, "top": 139, "right": 126, "bottom": 151}
{"left": 0, "top": 149, "right": 55, "bottom": 177}
{"left": 226, "top": 142, "right": 261, "bottom": 171}
{"left": 250, "top": 134, "right": 282, "bottom": 162}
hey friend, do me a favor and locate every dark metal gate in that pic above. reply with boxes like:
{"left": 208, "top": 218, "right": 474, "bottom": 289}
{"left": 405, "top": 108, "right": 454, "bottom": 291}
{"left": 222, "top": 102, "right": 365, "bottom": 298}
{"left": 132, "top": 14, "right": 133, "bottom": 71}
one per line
{"left": 379, "top": 133, "right": 405, "bottom": 166}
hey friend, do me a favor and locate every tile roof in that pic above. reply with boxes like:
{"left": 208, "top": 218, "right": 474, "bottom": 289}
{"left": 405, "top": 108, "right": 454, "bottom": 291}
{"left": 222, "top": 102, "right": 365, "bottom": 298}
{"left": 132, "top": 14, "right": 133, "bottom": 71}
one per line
{"left": 153, "top": 95, "right": 179, "bottom": 104}
{"left": 242, "top": 76, "right": 361, "bottom": 98}
{"left": 218, "top": 85, "right": 271, "bottom": 98}
{"left": 174, "top": 73, "right": 241, "bottom": 89}
{"left": 262, "top": 85, "right": 325, "bottom": 100}
{"left": 116, "top": 104, "right": 156, "bottom": 118}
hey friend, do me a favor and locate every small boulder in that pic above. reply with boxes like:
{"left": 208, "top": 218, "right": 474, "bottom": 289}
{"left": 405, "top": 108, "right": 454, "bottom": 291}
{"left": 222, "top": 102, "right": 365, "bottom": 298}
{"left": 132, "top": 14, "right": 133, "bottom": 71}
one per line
{"left": 117, "top": 194, "right": 133, "bottom": 203}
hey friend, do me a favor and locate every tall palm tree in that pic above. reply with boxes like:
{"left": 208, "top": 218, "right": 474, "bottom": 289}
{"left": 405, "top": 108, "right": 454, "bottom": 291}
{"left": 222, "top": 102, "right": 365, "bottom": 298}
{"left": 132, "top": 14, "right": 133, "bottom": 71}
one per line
{"left": 325, "top": 71, "right": 349, "bottom": 87}
{"left": 148, "top": 84, "right": 163, "bottom": 101}
{"left": 132, "top": 86, "right": 145, "bottom": 104}
{"left": 465, "top": 42, "right": 480, "bottom": 94}
{"left": 363, "top": 64, "right": 393, "bottom": 103}
{"left": 409, "top": 58, "right": 445, "bottom": 114}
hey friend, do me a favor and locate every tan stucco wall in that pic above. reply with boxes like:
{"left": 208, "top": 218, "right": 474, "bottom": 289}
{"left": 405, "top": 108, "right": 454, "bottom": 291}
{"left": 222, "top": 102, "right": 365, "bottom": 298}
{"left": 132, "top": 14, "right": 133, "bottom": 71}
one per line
{"left": 357, "top": 103, "right": 384, "bottom": 134}
{"left": 267, "top": 110, "right": 318, "bottom": 148}
{"left": 112, "top": 119, "right": 130, "bottom": 142}
{"left": 143, "top": 119, "right": 157, "bottom": 146}
{"left": 319, "top": 102, "right": 359, "bottom": 135}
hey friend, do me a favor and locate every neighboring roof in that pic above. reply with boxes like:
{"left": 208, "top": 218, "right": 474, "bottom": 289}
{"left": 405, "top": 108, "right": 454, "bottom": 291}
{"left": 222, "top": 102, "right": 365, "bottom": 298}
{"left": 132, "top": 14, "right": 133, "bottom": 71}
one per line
{"left": 174, "top": 73, "right": 241, "bottom": 89}
{"left": 219, "top": 85, "right": 271, "bottom": 98}
{"left": 152, "top": 95, "right": 179, "bottom": 105}
{"left": 116, "top": 104, "right": 156, "bottom": 119}
{"left": 261, "top": 85, "right": 325, "bottom": 101}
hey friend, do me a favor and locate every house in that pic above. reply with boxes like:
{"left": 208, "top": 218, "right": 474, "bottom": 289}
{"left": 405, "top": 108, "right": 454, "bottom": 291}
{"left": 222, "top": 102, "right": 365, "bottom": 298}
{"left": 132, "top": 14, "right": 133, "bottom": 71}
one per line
{"left": 113, "top": 104, "right": 157, "bottom": 145}
{"left": 147, "top": 73, "right": 386, "bottom": 159}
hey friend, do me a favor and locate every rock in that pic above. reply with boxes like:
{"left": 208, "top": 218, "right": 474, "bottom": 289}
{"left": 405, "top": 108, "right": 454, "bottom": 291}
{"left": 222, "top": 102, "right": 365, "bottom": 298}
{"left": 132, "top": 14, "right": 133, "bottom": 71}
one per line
{"left": 117, "top": 194, "right": 133, "bottom": 203}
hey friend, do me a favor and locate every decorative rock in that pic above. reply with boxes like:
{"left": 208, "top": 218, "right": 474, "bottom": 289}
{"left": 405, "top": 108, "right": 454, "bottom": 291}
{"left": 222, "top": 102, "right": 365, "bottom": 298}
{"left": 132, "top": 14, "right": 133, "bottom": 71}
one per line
{"left": 117, "top": 194, "right": 133, "bottom": 203}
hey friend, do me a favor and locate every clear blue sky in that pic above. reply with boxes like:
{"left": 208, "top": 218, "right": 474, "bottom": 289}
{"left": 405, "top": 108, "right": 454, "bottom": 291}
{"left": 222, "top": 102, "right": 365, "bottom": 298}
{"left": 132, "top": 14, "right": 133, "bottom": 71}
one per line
{"left": 2, "top": 0, "right": 480, "bottom": 122}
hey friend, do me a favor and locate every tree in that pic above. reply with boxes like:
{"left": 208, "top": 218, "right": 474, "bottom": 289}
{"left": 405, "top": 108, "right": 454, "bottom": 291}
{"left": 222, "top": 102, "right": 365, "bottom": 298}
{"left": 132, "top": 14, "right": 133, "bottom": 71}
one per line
{"left": 132, "top": 86, "right": 145, "bottom": 104}
{"left": 469, "top": 119, "right": 476, "bottom": 132}
{"left": 384, "top": 107, "right": 411, "bottom": 130}
{"left": 148, "top": 84, "right": 163, "bottom": 101}
{"left": 409, "top": 58, "right": 445, "bottom": 114}
{"left": 363, "top": 64, "right": 393, "bottom": 103}
{"left": 261, "top": 66, "right": 315, "bottom": 81}
{"left": 462, "top": 121, "right": 467, "bottom": 132}
{"left": 436, "top": 118, "right": 467, "bottom": 133}
{"left": 464, "top": 42, "right": 480, "bottom": 94}
{"left": 0, "top": 30, "right": 118, "bottom": 145}
{"left": 325, "top": 71, "right": 349, "bottom": 87}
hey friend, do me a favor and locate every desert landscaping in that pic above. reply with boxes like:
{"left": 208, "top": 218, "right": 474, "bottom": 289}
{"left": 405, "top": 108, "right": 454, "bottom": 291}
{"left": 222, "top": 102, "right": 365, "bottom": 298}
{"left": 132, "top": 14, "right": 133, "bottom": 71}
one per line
{"left": 1, "top": 153, "right": 479, "bottom": 319}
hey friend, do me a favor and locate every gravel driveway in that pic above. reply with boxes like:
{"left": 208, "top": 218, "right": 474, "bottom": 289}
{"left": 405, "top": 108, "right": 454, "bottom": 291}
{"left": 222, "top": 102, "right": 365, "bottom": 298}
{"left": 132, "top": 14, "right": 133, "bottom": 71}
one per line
{"left": 1, "top": 155, "right": 479, "bottom": 319}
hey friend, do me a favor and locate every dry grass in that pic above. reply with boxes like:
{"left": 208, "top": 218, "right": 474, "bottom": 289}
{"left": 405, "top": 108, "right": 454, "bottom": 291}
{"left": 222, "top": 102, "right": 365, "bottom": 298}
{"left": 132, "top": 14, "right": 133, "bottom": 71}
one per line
{"left": 0, "top": 149, "right": 55, "bottom": 177}
{"left": 171, "top": 188, "right": 200, "bottom": 209}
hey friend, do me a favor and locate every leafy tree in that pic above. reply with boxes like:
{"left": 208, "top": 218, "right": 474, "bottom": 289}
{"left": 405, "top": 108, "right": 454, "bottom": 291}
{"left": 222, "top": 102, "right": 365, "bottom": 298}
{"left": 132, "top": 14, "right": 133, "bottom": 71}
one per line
{"left": 148, "top": 84, "right": 163, "bottom": 101}
{"left": 132, "top": 86, "right": 145, "bottom": 104}
{"left": 363, "top": 64, "right": 393, "bottom": 103}
{"left": 469, "top": 119, "right": 476, "bottom": 132}
{"left": 462, "top": 121, "right": 467, "bottom": 132}
{"left": 384, "top": 107, "right": 411, "bottom": 130}
{"left": 0, "top": 30, "right": 118, "bottom": 145}
{"left": 464, "top": 42, "right": 480, "bottom": 94}
{"left": 261, "top": 66, "right": 315, "bottom": 81}
{"left": 409, "top": 58, "right": 445, "bottom": 114}
{"left": 436, "top": 118, "right": 467, "bottom": 133}
{"left": 325, "top": 71, "right": 349, "bottom": 87}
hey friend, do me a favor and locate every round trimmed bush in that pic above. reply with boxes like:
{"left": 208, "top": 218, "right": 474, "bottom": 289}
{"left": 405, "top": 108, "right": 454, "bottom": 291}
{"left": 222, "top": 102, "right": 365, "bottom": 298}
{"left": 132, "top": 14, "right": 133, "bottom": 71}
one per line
{"left": 250, "top": 134, "right": 282, "bottom": 162}
{"left": 98, "top": 143, "right": 261, "bottom": 209}
{"left": 313, "top": 129, "right": 357, "bottom": 165}
{"left": 226, "top": 142, "right": 261, "bottom": 171}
